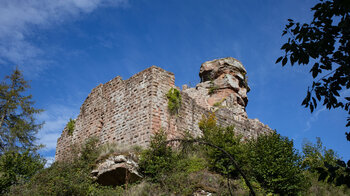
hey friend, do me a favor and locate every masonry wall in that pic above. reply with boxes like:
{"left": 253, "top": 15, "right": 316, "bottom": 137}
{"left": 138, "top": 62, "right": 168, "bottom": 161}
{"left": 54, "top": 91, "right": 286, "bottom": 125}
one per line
{"left": 55, "top": 66, "right": 270, "bottom": 162}
{"left": 55, "top": 66, "right": 175, "bottom": 161}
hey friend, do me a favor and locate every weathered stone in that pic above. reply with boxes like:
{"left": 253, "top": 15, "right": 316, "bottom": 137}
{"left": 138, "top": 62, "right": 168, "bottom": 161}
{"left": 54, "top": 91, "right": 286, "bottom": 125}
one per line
{"left": 55, "top": 57, "right": 271, "bottom": 163}
{"left": 184, "top": 57, "right": 250, "bottom": 118}
{"left": 91, "top": 154, "right": 142, "bottom": 186}
{"left": 199, "top": 57, "right": 247, "bottom": 82}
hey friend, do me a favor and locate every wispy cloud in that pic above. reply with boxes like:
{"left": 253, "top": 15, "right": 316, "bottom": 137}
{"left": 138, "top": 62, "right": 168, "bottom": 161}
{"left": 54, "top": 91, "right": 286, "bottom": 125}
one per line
{"left": 0, "top": 0, "right": 128, "bottom": 74}
{"left": 303, "top": 106, "right": 327, "bottom": 132}
{"left": 36, "top": 104, "right": 78, "bottom": 153}
{"left": 303, "top": 89, "right": 350, "bottom": 132}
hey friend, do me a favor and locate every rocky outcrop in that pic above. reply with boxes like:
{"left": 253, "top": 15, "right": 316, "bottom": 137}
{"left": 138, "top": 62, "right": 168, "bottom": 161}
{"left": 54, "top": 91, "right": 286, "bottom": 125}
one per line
{"left": 183, "top": 57, "right": 250, "bottom": 120}
{"left": 91, "top": 153, "right": 142, "bottom": 186}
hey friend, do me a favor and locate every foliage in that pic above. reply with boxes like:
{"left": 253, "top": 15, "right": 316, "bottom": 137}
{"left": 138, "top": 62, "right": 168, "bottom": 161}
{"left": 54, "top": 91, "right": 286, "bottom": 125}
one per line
{"left": 166, "top": 88, "right": 181, "bottom": 115}
{"left": 139, "top": 129, "right": 177, "bottom": 182}
{"left": 5, "top": 127, "right": 349, "bottom": 195}
{"left": 208, "top": 80, "right": 219, "bottom": 95}
{"left": 317, "top": 159, "right": 350, "bottom": 188}
{"left": 66, "top": 118, "right": 75, "bottom": 136}
{"left": 198, "top": 113, "right": 308, "bottom": 194}
{"left": 301, "top": 137, "right": 350, "bottom": 188}
{"left": 302, "top": 137, "right": 339, "bottom": 172}
{"left": 213, "top": 98, "right": 225, "bottom": 107}
{"left": 0, "top": 68, "right": 43, "bottom": 154}
{"left": 198, "top": 112, "right": 248, "bottom": 178}
{"left": 306, "top": 171, "right": 350, "bottom": 196}
{"left": 6, "top": 137, "right": 124, "bottom": 196}
{"left": 0, "top": 150, "right": 45, "bottom": 194}
{"left": 276, "top": 0, "right": 350, "bottom": 140}
{"left": 246, "top": 131, "right": 308, "bottom": 195}
{"left": 138, "top": 129, "right": 234, "bottom": 195}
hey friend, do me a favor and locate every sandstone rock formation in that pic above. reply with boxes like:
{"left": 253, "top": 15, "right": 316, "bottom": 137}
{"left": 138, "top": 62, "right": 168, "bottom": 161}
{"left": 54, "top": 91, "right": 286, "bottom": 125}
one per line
{"left": 91, "top": 153, "right": 142, "bottom": 186}
{"left": 55, "top": 57, "right": 271, "bottom": 162}
{"left": 184, "top": 57, "right": 250, "bottom": 120}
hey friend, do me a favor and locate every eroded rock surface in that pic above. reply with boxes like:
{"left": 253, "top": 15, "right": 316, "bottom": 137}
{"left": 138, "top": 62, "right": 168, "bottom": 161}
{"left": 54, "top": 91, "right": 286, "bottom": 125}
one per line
{"left": 56, "top": 57, "right": 271, "bottom": 162}
{"left": 91, "top": 153, "right": 142, "bottom": 186}
{"left": 184, "top": 57, "right": 250, "bottom": 120}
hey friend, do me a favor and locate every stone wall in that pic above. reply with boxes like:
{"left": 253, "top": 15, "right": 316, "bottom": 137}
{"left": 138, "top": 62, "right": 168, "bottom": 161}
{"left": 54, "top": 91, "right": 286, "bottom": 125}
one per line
{"left": 55, "top": 58, "right": 271, "bottom": 162}
{"left": 55, "top": 66, "right": 175, "bottom": 161}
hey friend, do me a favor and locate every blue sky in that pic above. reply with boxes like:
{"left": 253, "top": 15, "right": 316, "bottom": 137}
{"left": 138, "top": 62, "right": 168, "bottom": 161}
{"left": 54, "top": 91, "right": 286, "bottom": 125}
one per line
{"left": 0, "top": 0, "right": 349, "bottom": 163}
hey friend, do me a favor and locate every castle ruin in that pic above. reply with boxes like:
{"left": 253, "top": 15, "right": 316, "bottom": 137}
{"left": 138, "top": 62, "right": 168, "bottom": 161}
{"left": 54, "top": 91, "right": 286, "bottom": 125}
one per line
{"left": 55, "top": 57, "right": 271, "bottom": 161}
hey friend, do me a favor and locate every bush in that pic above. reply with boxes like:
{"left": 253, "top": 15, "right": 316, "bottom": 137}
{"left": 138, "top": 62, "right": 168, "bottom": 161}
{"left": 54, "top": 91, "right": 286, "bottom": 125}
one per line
{"left": 166, "top": 88, "right": 181, "bottom": 115}
{"left": 66, "top": 118, "right": 75, "bottom": 136}
{"left": 208, "top": 81, "right": 219, "bottom": 95}
{"left": 6, "top": 137, "right": 123, "bottom": 196}
{"left": 301, "top": 138, "right": 350, "bottom": 188}
{"left": 302, "top": 137, "right": 338, "bottom": 172}
{"left": 198, "top": 112, "right": 248, "bottom": 178}
{"left": 0, "top": 150, "right": 45, "bottom": 194}
{"left": 139, "top": 129, "right": 233, "bottom": 195}
{"left": 246, "top": 131, "right": 309, "bottom": 195}
{"left": 139, "top": 129, "right": 177, "bottom": 182}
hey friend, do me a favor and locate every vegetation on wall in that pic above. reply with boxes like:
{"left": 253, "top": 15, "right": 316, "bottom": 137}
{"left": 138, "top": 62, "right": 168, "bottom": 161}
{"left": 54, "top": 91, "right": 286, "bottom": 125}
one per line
{"left": 166, "top": 88, "right": 181, "bottom": 115}
{"left": 66, "top": 118, "right": 75, "bottom": 136}
{"left": 208, "top": 80, "right": 219, "bottom": 95}
{"left": 213, "top": 98, "right": 225, "bottom": 107}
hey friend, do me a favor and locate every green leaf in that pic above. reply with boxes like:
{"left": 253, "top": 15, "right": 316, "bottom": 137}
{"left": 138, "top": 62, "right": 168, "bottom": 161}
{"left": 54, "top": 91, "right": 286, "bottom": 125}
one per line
{"left": 276, "top": 56, "right": 283, "bottom": 64}
{"left": 282, "top": 57, "right": 288, "bottom": 66}
{"left": 312, "top": 97, "right": 317, "bottom": 108}
{"left": 310, "top": 103, "right": 314, "bottom": 113}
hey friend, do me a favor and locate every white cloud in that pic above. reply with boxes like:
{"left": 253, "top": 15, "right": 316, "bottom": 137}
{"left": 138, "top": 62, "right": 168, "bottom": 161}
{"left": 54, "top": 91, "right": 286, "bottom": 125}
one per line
{"left": 0, "top": 0, "right": 128, "bottom": 72}
{"left": 44, "top": 156, "right": 55, "bottom": 168}
{"left": 36, "top": 104, "right": 78, "bottom": 153}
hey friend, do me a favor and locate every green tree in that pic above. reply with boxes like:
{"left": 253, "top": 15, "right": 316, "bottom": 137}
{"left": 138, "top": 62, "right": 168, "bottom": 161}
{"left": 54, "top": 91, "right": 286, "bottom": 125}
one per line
{"left": 198, "top": 112, "right": 248, "bottom": 178}
{"left": 302, "top": 137, "right": 338, "bottom": 172}
{"left": 0, "top": 150, "right": 45, "bottom": 194}
{"left": 139, "top": 129, "right": 177, "bottom": 182}
{"left": 247, "top": 131, "right": 308, "bottom": 195}
{"left": 0, "top": 68, "right": 43, "bottom": 154}
{"left": 276, "top": 0, "right": 350, "bottom": 140}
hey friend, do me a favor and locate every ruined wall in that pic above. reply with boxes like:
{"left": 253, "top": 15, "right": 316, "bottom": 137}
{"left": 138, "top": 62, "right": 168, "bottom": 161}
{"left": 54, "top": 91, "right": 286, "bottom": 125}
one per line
{"left": 55, "top": 66, "right": 175, "bottom": 161}
{"left": 55, "top": 58, "right": 271, "bottom": 162}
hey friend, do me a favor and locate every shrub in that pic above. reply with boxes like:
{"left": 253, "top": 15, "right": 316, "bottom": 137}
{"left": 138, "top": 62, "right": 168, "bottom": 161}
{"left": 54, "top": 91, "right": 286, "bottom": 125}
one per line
{"left": 246, "top": 131, "right": 309, "bottom": 195}
{"left": 139, "top": 129, "right": 177, "bottom": 182}
{"left": 198, "top": 112, "right": 248, "bottom": 178}
{"left": 66, "top": 118, "right": 75, "bottom": 136}
{"left": 316, "top": 159, "right": 350, "bottom": 188}
{"left": 166, "top": 88, "right": 181, "bottom": 115}
{"left": 302, "top": 137, "right": 338, "bottom": 172}
{"left": 0, "top": 150, "right": 45, "bottom": 194}
{"left": 208, "top": 81, "right": 219, "bottom": 95}
{"left": 6, "top": 137, "right": 123, "bottom": 196}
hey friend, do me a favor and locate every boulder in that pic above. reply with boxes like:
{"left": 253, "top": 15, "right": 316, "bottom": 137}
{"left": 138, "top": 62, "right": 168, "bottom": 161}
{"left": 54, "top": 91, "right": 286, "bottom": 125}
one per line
{"left": 199, "top": 57, "right": 247, "bottom": 82}
{"left": 183, "top": 57, "right": 250, "bottom": 119}
{"left": 91, "top": 153, "right": 142, "bottom": 186}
